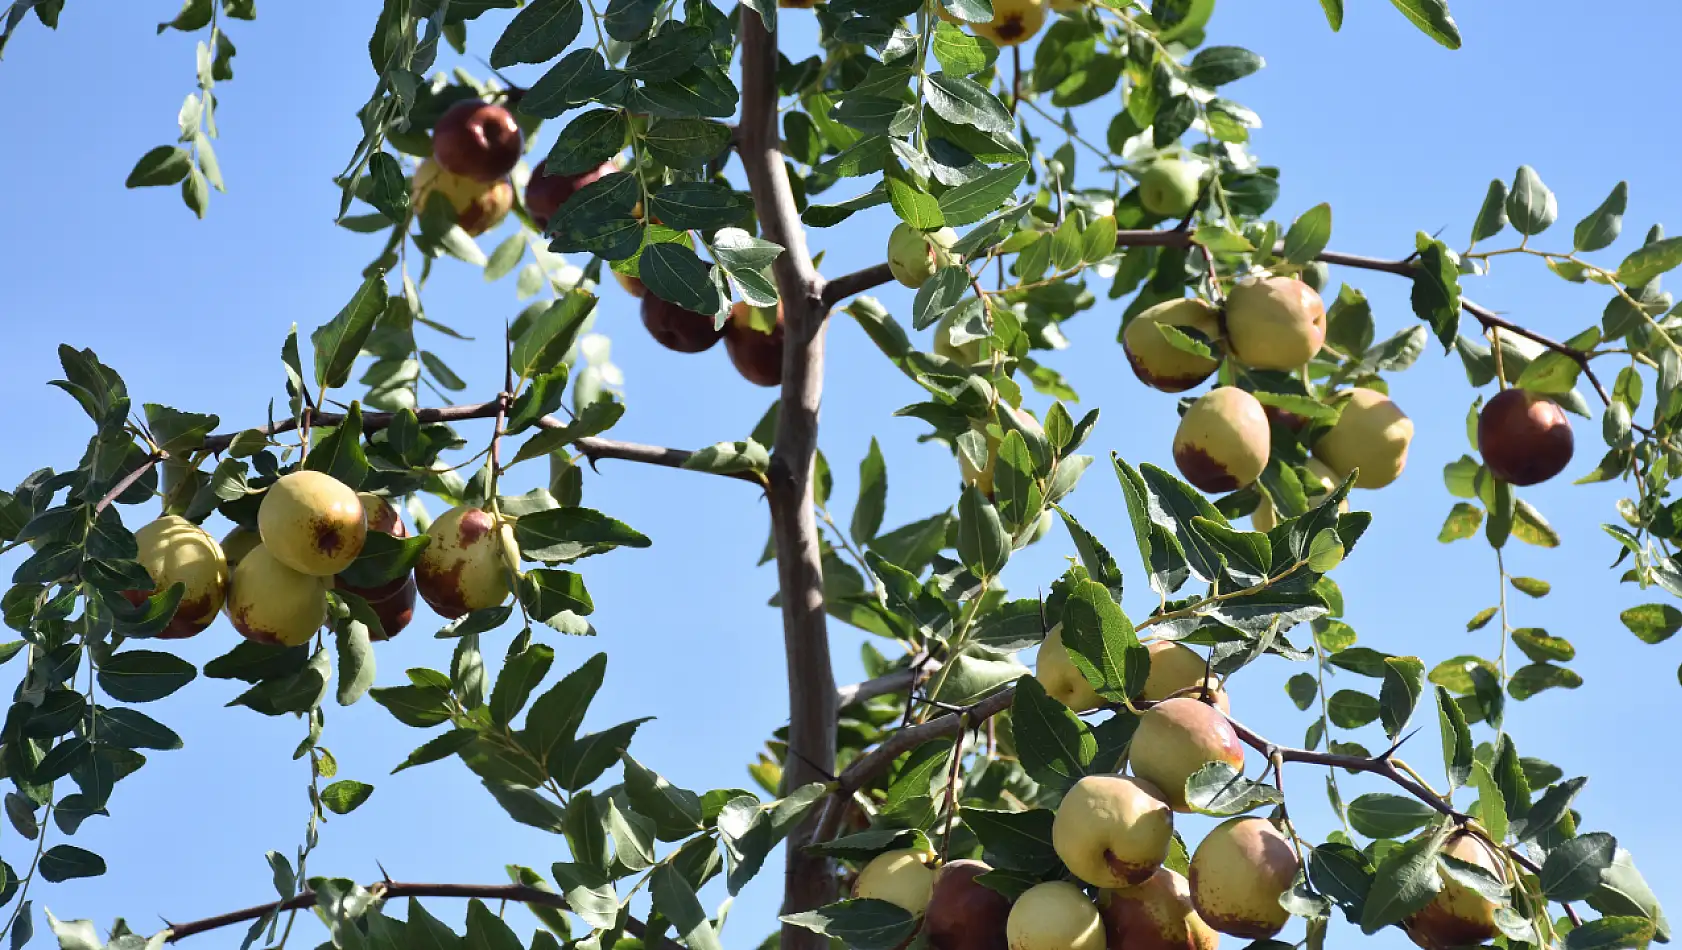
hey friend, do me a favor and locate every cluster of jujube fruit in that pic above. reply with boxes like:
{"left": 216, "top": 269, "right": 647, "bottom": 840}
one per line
{"left": 122, "top": 470, "right": 524, "bottom": 647}
{"left": 843, "top": 642, "right": 1509, "bottom": 950}
{"left": 416, "top": 97, "right": 787, "bottom": 387}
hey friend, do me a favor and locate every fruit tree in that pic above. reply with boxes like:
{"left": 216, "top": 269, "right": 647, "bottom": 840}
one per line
{"left": 0, "top": 3, "right": 1677, "bottom": 950}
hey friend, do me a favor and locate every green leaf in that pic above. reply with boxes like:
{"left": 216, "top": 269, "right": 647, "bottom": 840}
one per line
{"left": 512, "top": 291, "right": 597, "bottom": 380}
{"left": 1436, "top": 686, "right": 1473, "bottom": 790}
{"left": 926, "top": 73, "right": 1013, "bottom": 134}
{"left": 369, "top": 684, "right": 452, "bottom": 727}
{"left": 643, "top": 118, "right": 733, "bottom": 169}
{"left": 960, "top": 807, "right": 1058, "bottom": 874}
{"left": 520, "top": 569, "right": 594, "bottom": 623}
{"left": 1387, "top": 0, "right": 1460, "bottom": 49}
{"left": 143, "top": 404, "right": 219, "bottom": 455}
{"left": 1586, "top": 850, "right": 1671, "bottom": 942}
{"left": 1359, "top": 829, "right": 1445, "bottom": 933}
{"left": 1575, "top": 181, "right": 1627, "bottom": 252}
{"left": 1286, "top": 673, "right": 1317, "bottom": 710}
{"left": 391, "top": 729, "right": 478, "bottom": 774}
{"left": 524, "top": 653, "right": 606, "bottom": 763}
{"left": 321, "top": 780, "right": 374, "bottom": 815}
{"left": 1059, "top": 579, "right": 1146, "bottom": 702}
{"left": 1512, "top": 628, "right": 1574, "bottom": 663}
{"left": 1411, "top": 237, "right": 1462, "bottom": 350}
{"left": 851, "top": 439, "right": 887, "bottom": 546}
{"left": 1186, "top": 45, "right": 1264, "bottom": 87}
{"left": 40, "top": 846, "right": 105, "bottom": 883}
{"left": 336, "top": 530, "right": 429, "bottom": 589}
{"left": 312, "top": 277, "right": 387, "bottom": 391}
{"left": 649, "top": 863, "right": 721, "bottom": 950}
{"left": 1470, "top": 179, "right": 1508, "bottom": 242}
{"left": 957, "top": 485, "right": 1009, "bottom": 576}
{"left": 931, "top": 22, "right": 997, "bottom": 75}
{"left": 1619, "top": 603, "right": 1681, "bottom": 644}
{"left": 1565, "top": 917, "right": 1657, "bottom": 950}
{"left": 1516, "top": 776, "right": 1587, "bottom": 843}
{"left": 490, "top": 0, "right": 581, "bottom": 67}
{"left": 1184, "top": 762, "right": 1285, "bottom": 816}
{"left": 937, "top": 162, "right": 1028, "bottom": 228}
{"left": 1379, "top": 655, "right": 1425, "bottom": 739}
{"left": 647, "top": 182, "right": 744, "bottom": 231}
{"left": 1508, "top": 662, "right": 1582, "bottom": 699}
{"left": 1541, "top": 832, "right": 1617, "bottom": 901}
{"left": 885, "top": 167, "right": 944, "bottom": 230}
{"left": 515, "top": 507, "right": 650, "bottom": 562}
{"left": 1009, "top": 674, "right": 1094, "bottom": 788}
{"left": 1281, "top": 203, "right": 1332, "bottom": 265}
{"left": 1617, "top": 236, "right": 1682, "bottom": 288}
{"left": 334, "top": 606, "right": 376, "bottom": 705}
{"left": 304, "top": 402, "right": 370, "bottom": 489}
{"left": 126, "top": 145, "right": 193, "bottom": 187}
{"left": 1437, "top": 503, "right": 1481, "bottom": 542}
{"left": 682, "top": 440, "right": 768, "bottom": 477}
{"left": 621, "top": 753, "right": 703, "bottom": 840}
{"left": 544, "top": 110, "right": 629, "bottom": 178}
{"left": 1327, "top": 689, "right": 1380, "bottom": 728}
{"left": 1506, "top": 165, "right": 1558, "bottom": 236}
{"left": 96, "top": 650, "right": 196, "bottom": 703}
{"left": 1347, "top": 794, "right": 1435, "bottom": 839}
{"left": 781, "top": 900, "right": 916, "bottom": 950}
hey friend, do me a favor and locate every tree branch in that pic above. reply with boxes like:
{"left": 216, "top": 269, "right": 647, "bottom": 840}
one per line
{"left": 820, "top": 232, "right": 1611, "bottom": 406}
{"left": 738, "top": 8, "right": 839, "bottom": 947}
{"left": 161, "top": 881, "right": 666, "bottom": 947}
{"left": 834, "top": 656, "right": 941, "bottom": 709}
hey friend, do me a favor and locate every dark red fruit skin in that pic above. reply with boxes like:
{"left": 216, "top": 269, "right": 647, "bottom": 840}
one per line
{"left": 1173, "top": 443, "right": 1240, "bottom": 493}
{"left": 1479, "top": 388, "right": 1574, "bottom": 486}
{"left": 433, "top": 100, "right": 523, "bottom": 182}
{"left": 362, "top": 575, "right": 417, "bottom": 640}
{"left": 725, "top": 304, "right": 785, "bottom": 387}
{"left": 526, "top": 160, "right": 616, "bottom": 230}
{"left": 641, "top": 294, "right": 724, "bottom": 353}
{"left": 924, "top": 860, "right": 1010, "bottom": 950}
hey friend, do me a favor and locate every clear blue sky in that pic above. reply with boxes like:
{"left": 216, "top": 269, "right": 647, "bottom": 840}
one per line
{"left": 0, "top": 1, "right": 1677, "bottom": 946}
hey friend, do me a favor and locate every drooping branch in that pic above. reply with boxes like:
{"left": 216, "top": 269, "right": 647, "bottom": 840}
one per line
{"left": 92, "top": 397, "right": 761, "bottom": 514}
{"left": 161, "top": 881, "right": 667, "bottom": 947}
{"left": 820, "top": 231, "right": 1611, "bottom": 406}
{"left": 738, "top": 7, "right": 841, "bottom": 947}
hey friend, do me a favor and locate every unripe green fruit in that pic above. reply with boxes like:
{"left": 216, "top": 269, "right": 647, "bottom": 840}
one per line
{"left": 1172, "top": 387, "right": 1270, "bottom": 493}
{"left": 853, "top": 849, "right": 935, "bottom": 915}
{"left": 1313, "top": 387, "right": 1414, "bottom": 489}
{"left": 227, "top": 543, "right": 330, "bottom": 647}
{"left": 887, "top": 222, "right": 959, "bottom": 289}
{"left": 1007, "top": 881, "right": 1104, "bottom": 950}
{"left": 1224, "top": 276, "right": 1326, "bottom": 371}
{"left": 1404, "top": 833, "right": 1506, "bottom": 950}
{"left": 1128, "top": 697, "right": 1245, "bottom": 812}
{"left": 1138, "top": 161, "right": 1202, "bottom": 218}
{"left": 1251, "top": 458, "right": 1347, "bottom": 531}
{"left": 1099, "top": 868, "right": 1220, "bottom": 950}
{"left": 1025, "top": 508, "right": 1055, "bottom": 545}
{"left": 1036, "top": 624, "right": 1101, "bottom": 711}
{"left": 126, "top": 515, "right": 228, "bottom": 638}
{"left": 221, "top": 525, "right": 261, "bottom": 570}
{"left": 1300, "top": 261, "right": 1330, "bottom": 292}
{"left": 1124, "top": 298, "right": 1222, "bottom": 393}
{"left": 1188, "top": 817, "right": 1297, "bottom": 938}
{"left": 259, "top": 470, "right": 368, "bottom": 576}
{"left": 1053, "top": 774, "right": 1175, "bottom": 888}
{"left": 415, "top": 505, "right": 519, "bottom": 618}
{"left": 1141, "top": 642, "right": 1227, "bottom": 713}
{"left": 935, "top": 310, "right": 987, "bottom": 366}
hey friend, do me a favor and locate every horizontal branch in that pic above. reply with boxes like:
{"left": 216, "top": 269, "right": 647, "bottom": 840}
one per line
{"left": 834, "top": 656, "right": 941, "bottom": 709}
{"left": 818, "top": 231, "right": 1611, "bottom": 407}
{"left": 163, "top": 881, "right": 663, "bottom": 947}
{"left": 95, "top": 396, "right": 762, "bottom": 512}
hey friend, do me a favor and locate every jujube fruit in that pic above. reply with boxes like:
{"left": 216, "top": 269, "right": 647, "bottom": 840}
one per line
{"left": 1188, "top": 817, "right": 1298, "bottom": 939}
{"left": 924, "top": 859, "right": 1012, "bottom": 950}
{"left": 1128, "top": 697, "right": 1245, "bottom": 812}
{"left": 415, "top": 505, "right": 519, "bottom": 618}
{"left": 432, "top": 99, "right": 523, "bottom": 182}
{"left": 1172, "top": 387, "right": 1270, "bottom": 493}
{"left": 1007, "top": 881, "right": 1104, "bottom": 950}
{"left": 1036, "top": 624, "right": 1101, "bottom": 712}
{"left": 1141, "top": 641, "right": 1228, "bottom": 714}
{"left": 1053, "top": 774, "right": 1175, "bottom": 888}
{"left": 1313, "top": 387, "right": 1414, "bottom": 489}
{"left": 1138, "top": 161, "right": 1202, "bottom": 218}
{"left": 226, "top": 544, "right": 330, "bottom": 647}
{"left": 971, "top": 0, "right": 1047, "bottom": 46}
{"left": 1251, "top": 458, "right": 1348, "bottom": 531}
{"left": 1478, "top": 388, "right": 1573, "bottom": 486}
{"left": 1223, "top": 276, "right": 1326, "bottom": 371}
{"left": 525, "top": 160, "right": 615, "bottom": 230}
{"left": 258, "top": 471, "right": 368, "bottom": 576}
{"left": 336, "top": 493, "right": 417, "bottom": 640}
{"left": 125, "top": 515, "right": 228, "bottom": 638}
{"left": 852, "top": 849, "right": 935, "bottom": 915}
{"left": 1124, "top": 298, "right": 1223, "bottom": 393}
{"left": 412, "top": 159, "right": 513, "bottom": 237}
{"left": 641, "top": 294, "right": 725, "bottom": 353}
{"left": 725, "top": 302, "right": 785, "bottom": 387}
{"left": 887, "top": 223, "right": 959, "bottom": 289}
{"left": 1099, "top": 867, "right": 1220, "bottom": 950}
{"left": 1403, "top": 832, "right": 1507, "bottom": 950}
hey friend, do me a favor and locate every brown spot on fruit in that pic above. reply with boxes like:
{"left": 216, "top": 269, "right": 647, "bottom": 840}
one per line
{"left": 457, "top": 508, "right": 493, "bottom": 545}
{"left": 1172, "top": 443, "right": 1238, "bottom": 493}
{"left": 415, "top": 557, "right": 471, "bottom": 619}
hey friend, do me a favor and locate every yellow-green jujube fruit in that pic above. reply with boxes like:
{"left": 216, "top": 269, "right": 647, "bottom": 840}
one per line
{"left": 1313, "top": 387, "right": 1414, "bottom": 489}
{"left": 934, "top": 310, "right": 987, "bottom": 366}
{"left": 258, "top": 470, "right": 368, "bottom": 576}
{"left": 226, "top": 543, "right": 330, "bottom": 647}
{"left": 972, "top": 0, "right": 1046, "bottom": 46}
{"left": 852, "top": 849, "right": 936, "bottom": 915}
{"left": 1124, "top": 298, "right": 1223, "bottom": 393}
{"left": 887, "top": 222, "right": 959, "bottom": 289}
{"left": 1252, "top": 458, "right": 1349, "bottom": 531}
{"left": 412, "top": 158, "right": 514, "bottom": 237}
{"left": 1007, "top": 881, "right": 1105, "bottom": 950}
{"left": 127, "top": 515, "right": 228, "bottom": 638}
{"left": 1036, "top": 624, "right": 1102, "bottom": 712}
{"left": 414, "top": 505, "right": 520, "bottom": 618}
{"left": 1188, "top": 817, "right": 1298, "bottom": 939}
{"left": 1138, "top": 161, "right": 1203, "bottom": 218}
{"left": 1171, "top": 387, "right": 1270, "bottom": 493}
{"left": 221, "top": 525, "right": 261, "bottom": 570}
{"left": 1141, "top": 641, "right": 1229, "bottom": 714}
{"left": 1053, "top": 774, "right": 1175, "bottom": 888}
{"left": 1403, "top": 833, "right": 1507, "bottom": 950}
{"left": 1128, "top": 697, "right": 1245, "bottom": 812}
{"left": 1223, "top": 276, "right": 1326, "bottom": 371}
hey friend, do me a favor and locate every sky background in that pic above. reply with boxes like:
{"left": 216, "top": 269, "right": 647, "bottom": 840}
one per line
{"left": 1, "top": 1, "right": 1679, "bottom": 947}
